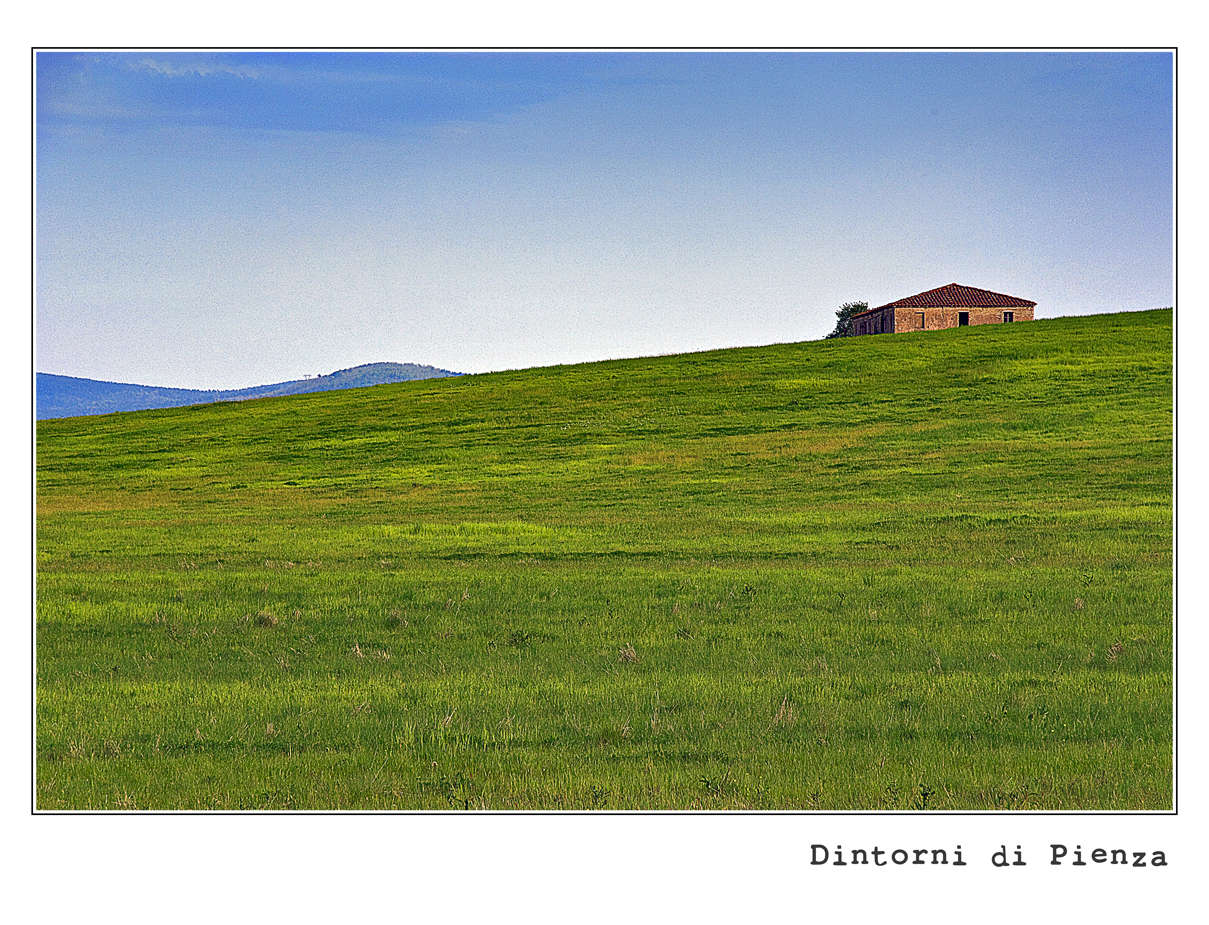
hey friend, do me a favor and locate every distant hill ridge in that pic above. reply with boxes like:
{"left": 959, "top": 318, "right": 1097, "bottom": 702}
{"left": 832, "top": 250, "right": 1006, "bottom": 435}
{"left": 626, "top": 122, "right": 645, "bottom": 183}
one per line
{"left": 36, "top": 362, "right": 463, "bottom": 420}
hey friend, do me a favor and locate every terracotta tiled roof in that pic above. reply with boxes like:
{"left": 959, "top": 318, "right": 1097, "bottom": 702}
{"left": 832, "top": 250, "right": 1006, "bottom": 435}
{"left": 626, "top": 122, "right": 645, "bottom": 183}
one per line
{"left": 857, "top": 283, "right": 1037, "bottom": 315}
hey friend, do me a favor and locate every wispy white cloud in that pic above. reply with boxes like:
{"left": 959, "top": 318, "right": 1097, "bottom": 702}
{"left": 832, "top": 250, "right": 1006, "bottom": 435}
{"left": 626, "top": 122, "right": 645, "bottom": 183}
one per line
{"left": 424, "top": 120, "right": 489, "bottom": 139}
{"left": 131, "top": 57, "right": 261, "bottom": 79}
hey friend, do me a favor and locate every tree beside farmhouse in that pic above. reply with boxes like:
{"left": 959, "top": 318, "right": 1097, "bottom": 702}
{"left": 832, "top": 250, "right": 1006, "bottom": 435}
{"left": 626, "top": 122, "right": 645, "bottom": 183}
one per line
{"left": 826, "top": 301, "right": 868, "bottom": 339}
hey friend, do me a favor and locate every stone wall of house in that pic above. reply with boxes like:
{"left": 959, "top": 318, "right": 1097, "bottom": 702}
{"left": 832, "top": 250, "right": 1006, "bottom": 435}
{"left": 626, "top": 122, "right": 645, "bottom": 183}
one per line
{"left": 851, "top": 304, "right": 1034, "bottom": 336}
{"left": 894, "top": 305, "right": 1035, "bottom": 331}
{"left": 849, "top": 306, "right": 897, "bottom": 336}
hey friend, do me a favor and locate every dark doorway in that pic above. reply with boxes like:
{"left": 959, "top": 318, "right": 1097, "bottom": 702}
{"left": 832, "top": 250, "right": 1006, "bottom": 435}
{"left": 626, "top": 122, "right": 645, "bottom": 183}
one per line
{"left": 958, "top": 312, "right": 970, "bottom": 326}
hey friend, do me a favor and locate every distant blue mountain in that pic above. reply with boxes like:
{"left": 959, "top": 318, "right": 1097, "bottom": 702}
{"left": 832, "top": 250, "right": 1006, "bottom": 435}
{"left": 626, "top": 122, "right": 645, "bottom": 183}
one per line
{"left": 36, "top": 362, "right": 463, "bottom": 420}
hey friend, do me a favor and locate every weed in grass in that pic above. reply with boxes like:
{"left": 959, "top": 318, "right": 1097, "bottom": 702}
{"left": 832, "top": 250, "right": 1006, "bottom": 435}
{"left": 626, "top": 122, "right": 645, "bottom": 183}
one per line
{"left": 913, "top": 785, "right": 936, "bottom": 811}
{"left": 989, "top": 783, "right": 1036, "bottom": 810}
{"left": 421, "top": 769, "right": 475, "bottom": 809}
{"left": 618, "top": 643, "right": 639, "bottom": 663}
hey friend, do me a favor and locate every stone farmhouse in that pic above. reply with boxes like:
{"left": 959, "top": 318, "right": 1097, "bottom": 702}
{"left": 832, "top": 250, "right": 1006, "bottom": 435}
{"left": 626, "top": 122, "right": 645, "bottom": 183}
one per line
{"left": 849, "top": 283, "right": 1036, "bottom": 336}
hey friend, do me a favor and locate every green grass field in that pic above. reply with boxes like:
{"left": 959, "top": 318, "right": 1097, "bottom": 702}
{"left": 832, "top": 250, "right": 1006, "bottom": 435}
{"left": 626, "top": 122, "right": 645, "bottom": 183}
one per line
{"left": 35, "top": 310, "right": 1173, "bottom": 810}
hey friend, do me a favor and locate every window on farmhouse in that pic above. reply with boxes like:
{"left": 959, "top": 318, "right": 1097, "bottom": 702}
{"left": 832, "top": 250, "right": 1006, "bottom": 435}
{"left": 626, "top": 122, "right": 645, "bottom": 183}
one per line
{"left": 1003, "top": 311, "right": 1015, "bottom": 323}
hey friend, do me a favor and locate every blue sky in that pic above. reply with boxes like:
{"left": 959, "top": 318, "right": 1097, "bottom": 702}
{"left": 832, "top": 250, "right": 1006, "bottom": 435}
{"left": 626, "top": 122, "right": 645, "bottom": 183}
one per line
{"left": 36, "top": 51, "right": 1174, "bottom": 388}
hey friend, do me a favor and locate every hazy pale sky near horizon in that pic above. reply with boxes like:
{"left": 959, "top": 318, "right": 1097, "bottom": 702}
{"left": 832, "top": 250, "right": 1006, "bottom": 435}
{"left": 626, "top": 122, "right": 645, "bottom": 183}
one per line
{"left": 36, "top": 51, "right": 1173, "bottom": 389}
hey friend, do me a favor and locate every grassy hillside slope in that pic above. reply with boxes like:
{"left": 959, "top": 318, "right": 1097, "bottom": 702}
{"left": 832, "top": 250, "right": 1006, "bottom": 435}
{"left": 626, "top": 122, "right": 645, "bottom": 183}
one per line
{"left": 35, "top": 310, "right": 1173, "bottom": 810}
